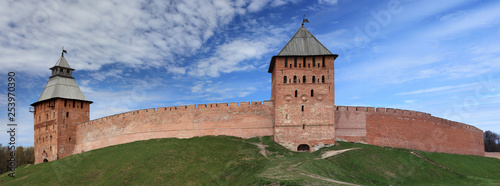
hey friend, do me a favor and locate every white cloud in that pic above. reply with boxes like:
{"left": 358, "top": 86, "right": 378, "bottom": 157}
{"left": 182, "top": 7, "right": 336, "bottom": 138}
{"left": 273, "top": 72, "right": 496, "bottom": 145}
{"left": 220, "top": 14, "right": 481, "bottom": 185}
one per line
{"left": 396, "top": 83, "right": 477, "bottom": 95}
{"left": 187, "top": 29, "right": 286, "bottom": 77}
{"left": 90, "top": 69, "right": 123, "bottom": 81}
{"left": 0, "top": 0, "right": 295, "bottom": 76}
{"left": 318, "top": 0, "right": 338, "bottom": 5}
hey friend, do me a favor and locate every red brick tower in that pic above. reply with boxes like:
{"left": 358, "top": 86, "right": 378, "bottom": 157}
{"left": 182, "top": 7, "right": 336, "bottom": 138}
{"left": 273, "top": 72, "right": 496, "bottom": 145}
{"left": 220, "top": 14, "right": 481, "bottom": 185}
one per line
{"left": 269, "top": 26, "right": 338, "bottom": 151}
{"left": 31, "top": 51, "right": 92, "bottom": 164}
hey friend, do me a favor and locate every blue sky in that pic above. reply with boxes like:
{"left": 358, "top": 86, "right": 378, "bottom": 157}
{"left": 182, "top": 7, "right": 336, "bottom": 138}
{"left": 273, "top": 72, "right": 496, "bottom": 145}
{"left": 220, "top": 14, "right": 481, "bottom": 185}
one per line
{"left": 1, "top": 0, "right": 500, "bottom": 147}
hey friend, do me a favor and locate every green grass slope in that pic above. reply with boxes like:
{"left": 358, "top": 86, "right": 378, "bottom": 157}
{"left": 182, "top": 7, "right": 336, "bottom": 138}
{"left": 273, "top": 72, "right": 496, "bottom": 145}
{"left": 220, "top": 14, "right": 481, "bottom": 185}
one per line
{"left": 1, "top": 136, "right": 499, "bottom": 185}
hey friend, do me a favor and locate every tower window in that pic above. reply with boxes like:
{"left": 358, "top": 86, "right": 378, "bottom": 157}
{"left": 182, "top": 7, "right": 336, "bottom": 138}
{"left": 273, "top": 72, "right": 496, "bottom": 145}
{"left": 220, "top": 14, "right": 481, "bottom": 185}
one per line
{"left": 303, "top": 76, "right": 306, "bottom": 83}
{"left": 313, "top": 57, "right": 316, "bottom": 67}
{"left": 295, "top": 90, "right": 298, "bottom": 97}
{"left": 50, "top": 135, "right": 52, "bottom": 141}
{"left": 73, "top": 100, "right": 75, "bottom": 108}
{"left": 301, "top": 105, "right": 304, "bottom": 111}
{"left": 284, "top": 58, "right": 288, "bottom": 67}
{"left": 81, "top": 101, "right": 84, "bottom": 109}
{"left": 303, "top": 57, "right": 306, "bottom": 67}
{"left": 312, "top": 76, "right": 316, "bottom": 83}
{"left": 64, "top": 100, "right": 67, "bottom": 107}
{"left": 322, "top": 56, "right": 326, "bottom": 67}
{"left": 311, "top": 89, "right": 314, "bottom": 97}
{"left": 308, "top": 64, "right": 310, "bottom": 68}
{"left": 293, "top": 76, "right": 297, "bottom": 83}
{"left": 302, "top": 124, "right": 305, "bottom": 129}
{"left": 284, "top": 76, "right": 287, "bottom": 83}
{"left": 318, "top": 63, "right": 320, "bottom": 67}
{"left": 69, "top": 137, "right": 71, "bottom": 141}
{"left": 322, "top": 76, "right": 325, "bottom": 83}
{"left": 294, "top": 57, "right": 297, "bottom": 67}
{"left": 66, "top": 112, "right": 69, "bottom": 117}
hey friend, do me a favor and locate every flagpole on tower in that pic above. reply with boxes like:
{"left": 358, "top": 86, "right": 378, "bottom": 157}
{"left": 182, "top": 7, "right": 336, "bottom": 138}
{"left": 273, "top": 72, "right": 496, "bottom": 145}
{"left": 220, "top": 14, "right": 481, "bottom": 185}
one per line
{"left": 62, "top": 46, "right": 67, "bottom": 57}
{"left": 302, "top": 14, "right": 309, "bottom": 26}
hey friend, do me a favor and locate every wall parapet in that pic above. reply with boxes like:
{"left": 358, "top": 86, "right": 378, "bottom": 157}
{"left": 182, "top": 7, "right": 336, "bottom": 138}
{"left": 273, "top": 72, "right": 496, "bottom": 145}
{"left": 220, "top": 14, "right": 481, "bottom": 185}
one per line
{"left": 335, "top": 105, "right": 482, "bottom": 133}
{"left": 77, "top": 100, "right": 274, "bottom": 127}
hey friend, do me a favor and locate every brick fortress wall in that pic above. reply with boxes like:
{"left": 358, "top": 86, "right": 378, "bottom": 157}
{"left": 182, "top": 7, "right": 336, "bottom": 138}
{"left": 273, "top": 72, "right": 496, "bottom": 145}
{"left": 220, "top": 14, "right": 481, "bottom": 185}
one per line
{"left": 335, "top": 106, "right": 485, "bottom": 156}
{"left": 73, "top": 101, "right": 274, "bottom": 154}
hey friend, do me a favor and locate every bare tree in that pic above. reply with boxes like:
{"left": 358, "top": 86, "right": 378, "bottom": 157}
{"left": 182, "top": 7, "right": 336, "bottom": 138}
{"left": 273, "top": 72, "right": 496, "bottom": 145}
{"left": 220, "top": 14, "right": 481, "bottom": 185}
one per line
{"left": 484, "top": 130, "right": 500, "bottom": 152}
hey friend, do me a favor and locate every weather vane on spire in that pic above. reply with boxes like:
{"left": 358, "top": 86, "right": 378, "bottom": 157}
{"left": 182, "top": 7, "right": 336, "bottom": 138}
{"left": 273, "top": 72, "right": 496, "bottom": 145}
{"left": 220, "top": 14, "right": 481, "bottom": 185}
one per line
{"left": 302, "top": 14, "right": 309, "bottom": 26}
{"left": 61, "top": 46, "right": 67, "bottom": 57}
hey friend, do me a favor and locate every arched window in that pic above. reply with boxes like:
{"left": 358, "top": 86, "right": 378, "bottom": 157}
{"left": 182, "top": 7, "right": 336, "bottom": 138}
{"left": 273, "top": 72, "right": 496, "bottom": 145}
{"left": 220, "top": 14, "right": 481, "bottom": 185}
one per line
{"left": 322, "top": 76, "right": 325, "bottom": 83}
{"left": 284, "top": 76, "right": 287, "bottom": 83}
{"left": 303, "top": 76, "right": 306, "bottom": 83}
{"left": 293, "top": 76, "right": 297, "bottom": 83}
{"left": 311, "top": 89, "right": 314, "bottom": 97}
{"left": 322, "top": 56, "right": 325, "bottom": 67}
{"left": 312, "top": 76, "right": 316, "bottom": 83}
{"left": 308, "top": 64, "right": 310, "bottom": 68}
{"left": 313, "top": 57, "right": 316, "bottom": 67}
{"left": 303, "top": 57, "right": 306, "bottom": 67}
{"left": 294, "top": 57, "right": 297, "bottom": 67}
{"left": 295, "top": 90, "right": 298, "bottom": 97}
{"left": 284, "top": 58, "right": 288, "bottom": 67}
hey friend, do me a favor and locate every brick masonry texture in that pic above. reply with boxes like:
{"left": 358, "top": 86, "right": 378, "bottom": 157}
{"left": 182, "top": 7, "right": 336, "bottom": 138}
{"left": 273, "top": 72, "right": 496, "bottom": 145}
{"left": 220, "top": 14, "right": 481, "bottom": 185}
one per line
{"left": 335, "top": 106, "right": 485, "bottom": 156}
{"left": 73, "top": 101, "right": 274, "bottom": 154}
{"left": 33, "top": 99, "right": 90, "bottom": 164}
{"left": 271, "top": 56, "right": 336, "bottom": 151}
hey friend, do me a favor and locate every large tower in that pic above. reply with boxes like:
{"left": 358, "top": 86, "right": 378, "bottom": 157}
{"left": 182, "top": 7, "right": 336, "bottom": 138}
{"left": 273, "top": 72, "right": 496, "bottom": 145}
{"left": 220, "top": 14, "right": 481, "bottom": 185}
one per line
{"left": 269, "top": 26, "right": 338, "bottom": 152}
{"left": 31, "top": 51, "right": 92, "bottom": 164}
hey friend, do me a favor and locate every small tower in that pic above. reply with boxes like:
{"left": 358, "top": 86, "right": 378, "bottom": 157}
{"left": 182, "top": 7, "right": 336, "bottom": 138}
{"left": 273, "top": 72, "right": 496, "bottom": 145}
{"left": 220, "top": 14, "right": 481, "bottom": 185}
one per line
{"left": 31, "top": 50, "right": 92, "bottom": 164}
{"left": 269, "top": 26, "right": 338, "bottom": 152}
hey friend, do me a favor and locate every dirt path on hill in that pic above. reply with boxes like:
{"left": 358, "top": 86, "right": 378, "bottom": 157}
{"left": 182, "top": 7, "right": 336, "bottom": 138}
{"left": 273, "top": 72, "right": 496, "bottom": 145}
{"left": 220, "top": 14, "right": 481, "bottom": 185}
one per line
{"left": 299, "top": 172, "right": 360, "bottom": 186}
{"left": 250, "top": 137, "right": 268, "bottom": 158}
{"left": 321, "top": 148, "right": 360, "bottom": 159}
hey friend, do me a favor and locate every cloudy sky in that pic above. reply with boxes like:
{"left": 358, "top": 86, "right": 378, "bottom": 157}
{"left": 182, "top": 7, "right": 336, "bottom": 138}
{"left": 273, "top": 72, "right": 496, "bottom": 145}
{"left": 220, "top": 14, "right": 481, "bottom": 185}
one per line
{"left": 1, "top": 0, "right": 499, "bottom": 146}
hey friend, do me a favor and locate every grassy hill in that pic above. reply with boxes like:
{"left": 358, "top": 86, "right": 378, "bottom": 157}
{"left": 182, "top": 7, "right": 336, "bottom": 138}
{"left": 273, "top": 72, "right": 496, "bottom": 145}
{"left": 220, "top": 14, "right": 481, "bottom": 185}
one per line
{"left": 1, "top": 136, "right": 499, "bottom": 185}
